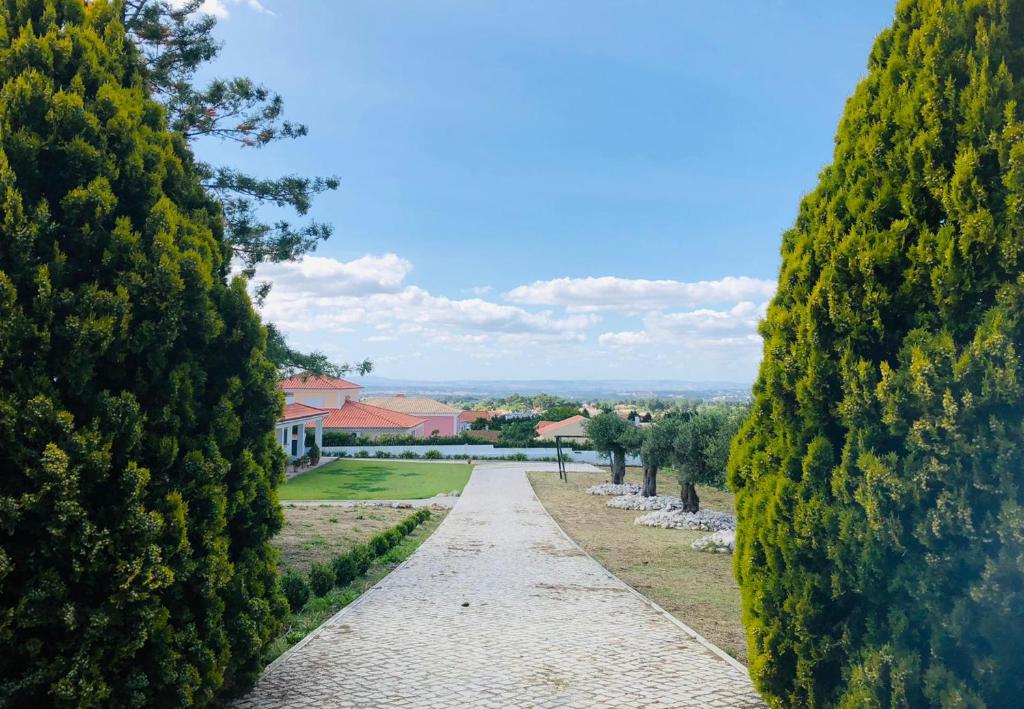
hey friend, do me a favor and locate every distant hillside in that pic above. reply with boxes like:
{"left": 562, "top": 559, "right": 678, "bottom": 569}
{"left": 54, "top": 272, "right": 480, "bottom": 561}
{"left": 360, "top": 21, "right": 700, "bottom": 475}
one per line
{"left": 351, "top": 377, "right": 752, "bottom": 402}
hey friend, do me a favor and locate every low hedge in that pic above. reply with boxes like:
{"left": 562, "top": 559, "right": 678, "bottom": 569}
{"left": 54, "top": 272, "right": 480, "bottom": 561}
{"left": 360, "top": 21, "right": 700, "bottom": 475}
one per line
{"left": 283, "top": 509, "right": 435, "bottom": 615}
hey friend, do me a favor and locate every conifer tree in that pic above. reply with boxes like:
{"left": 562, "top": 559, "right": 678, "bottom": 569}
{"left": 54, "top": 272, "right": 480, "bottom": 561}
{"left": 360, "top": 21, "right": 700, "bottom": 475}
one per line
{"left": 0, "top": 1, "right": 286, "bottom": 704}
{"left": 729, "top": 1, "right": 1024, "bottom": 705}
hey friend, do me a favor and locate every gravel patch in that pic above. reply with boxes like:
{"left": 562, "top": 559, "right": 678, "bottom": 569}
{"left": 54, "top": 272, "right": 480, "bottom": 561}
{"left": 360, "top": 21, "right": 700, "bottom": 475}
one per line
{"left": 607, "top": 494, "right": 681, "bottom": 511}
{"left": 634, "top": 508, "right": 736, "bottom": 532}
{"left": 586, "top": 483, "right": 642, "bottom": 496}
{"left": 691, "top": 530, "right": 736, "bottom": 554}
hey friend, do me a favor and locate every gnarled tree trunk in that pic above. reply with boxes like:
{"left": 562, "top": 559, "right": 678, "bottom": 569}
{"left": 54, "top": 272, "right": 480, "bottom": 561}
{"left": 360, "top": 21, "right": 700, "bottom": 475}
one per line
{"left": 680, "top": 480, "right": 700, "bottom": 513}
{"left": 641, "top": 463, "right": 657, "bottom": 497}
{"left": 611, "top": 448, "right": 626, "bottom": 484}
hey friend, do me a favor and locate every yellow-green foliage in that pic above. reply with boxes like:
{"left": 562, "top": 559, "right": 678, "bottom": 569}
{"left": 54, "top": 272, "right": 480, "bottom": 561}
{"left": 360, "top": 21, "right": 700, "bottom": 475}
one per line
{"left": 0, "top": 2, "right": 286, "bottom": 705}
{"left": 729, "top": 1, "right": 1024, "bottom": 706}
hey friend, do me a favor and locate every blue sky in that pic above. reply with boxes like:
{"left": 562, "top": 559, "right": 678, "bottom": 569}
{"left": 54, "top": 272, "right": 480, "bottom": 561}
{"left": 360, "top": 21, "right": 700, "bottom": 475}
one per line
{"left": 196, "top": 0, "right": 895, "bottom": 382}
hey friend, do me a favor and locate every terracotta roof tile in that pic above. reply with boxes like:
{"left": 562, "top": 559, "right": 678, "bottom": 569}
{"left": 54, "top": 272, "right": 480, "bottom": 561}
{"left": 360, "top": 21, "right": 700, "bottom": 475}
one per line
{"left": 279, "top": 375, "right": 362, "bottom": 390}
{"left": 362, "top": 396, "right": 460, "bottom": 415}
{"left": 307, "top": 401, "right": 426, "bottom": 430}
{"left": 280, "top": 402, "right": 329, "bottom": 423}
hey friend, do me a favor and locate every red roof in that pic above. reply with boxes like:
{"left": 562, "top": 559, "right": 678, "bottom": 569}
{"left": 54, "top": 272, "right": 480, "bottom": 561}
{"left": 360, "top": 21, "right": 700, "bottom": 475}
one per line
{"left": 306, "top": 401, "right": 426, "bottom": 430}
{"left": 280, "top": 402, "right": 329, "bottom": 423}
{"left": 458, "top": 410, "right": 498, "bottom": 424}
{"left": 536, "top": 415, "right": 587, "bottom": 435}
{"left": 279, "top": 375, "right": 362, "bottom": 391}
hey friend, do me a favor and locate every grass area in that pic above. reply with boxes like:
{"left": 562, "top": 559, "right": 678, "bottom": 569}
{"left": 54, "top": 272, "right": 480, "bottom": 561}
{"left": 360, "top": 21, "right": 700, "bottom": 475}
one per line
{"left": 528, "top": 466, "right": 747, "bottom": 664}
{"left": 275, "top": 505, "right": 421, "bottom": 573}
{"left": 265, "top": 508, "right": 448, "bottom": 664}
{"left": 280, "top": 459, "right": 473, "bottom": 500}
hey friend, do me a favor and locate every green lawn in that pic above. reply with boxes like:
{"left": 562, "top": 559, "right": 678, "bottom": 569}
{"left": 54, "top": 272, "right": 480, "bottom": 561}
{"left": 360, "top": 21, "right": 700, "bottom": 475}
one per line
{"left": 280, "top": 459, "right": 473, "bottom": 500}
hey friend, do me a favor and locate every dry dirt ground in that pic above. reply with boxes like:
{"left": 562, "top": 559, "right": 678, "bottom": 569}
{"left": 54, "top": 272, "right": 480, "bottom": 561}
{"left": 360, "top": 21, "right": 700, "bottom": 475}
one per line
{"left": 275, "top": 504, "right": 423, "bottom": 573}
{"left": 528, "top": 467, "right": 747, "bottom": 664}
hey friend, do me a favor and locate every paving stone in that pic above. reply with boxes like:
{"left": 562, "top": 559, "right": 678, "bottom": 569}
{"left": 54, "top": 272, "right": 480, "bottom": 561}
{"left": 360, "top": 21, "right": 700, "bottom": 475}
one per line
{"left": 233, "top": 463, "right": 765, "bottom": 708}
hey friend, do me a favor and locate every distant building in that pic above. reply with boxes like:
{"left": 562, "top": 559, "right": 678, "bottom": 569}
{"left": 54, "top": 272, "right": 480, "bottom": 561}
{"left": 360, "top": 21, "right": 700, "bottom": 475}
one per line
{"left": 535, "top": 415, "right": 589, "bottom": 441}
{"left": 457, "top": 410, "right": 499, "bottom": 431}
{"left": 362, "top": 395, "right": 461, "bottom": 437}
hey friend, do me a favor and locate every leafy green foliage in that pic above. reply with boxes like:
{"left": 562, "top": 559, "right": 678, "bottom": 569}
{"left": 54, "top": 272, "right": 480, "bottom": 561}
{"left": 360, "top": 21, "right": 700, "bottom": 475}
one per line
{"left": 672, "top": 406, "right": 745, "bottom": 511}
{"left": 308, "top": 562, "right": 334, "bottom": 597}
{"left": 0, "top": 3, "right": 286, "bottom": 705}
{"left": 540, "top": 404, "right": 583, "bottom": 422}
{"left": 729, "top": 2, "right": 1024, "bottom": 705}
{"left": 584, "top": 413, "right": 633, "bottom": 484}
{"left": 281, "top": 571, "right": 311, "bottom": 612}
{"left": 121, "top": 0, "right": 337, "bottom": 271}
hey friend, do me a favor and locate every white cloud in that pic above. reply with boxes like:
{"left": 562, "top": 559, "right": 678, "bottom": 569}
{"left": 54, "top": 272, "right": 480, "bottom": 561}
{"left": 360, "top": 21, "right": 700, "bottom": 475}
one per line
{"left": 598, "top": 302, "right": 767, "bottom": 349}
{"left": 255, "top": 253, "right": 412, "bottom": 297}
{"left": 471, "top": 285, "right": 493, "bottom": 295}
{"left": 253, "top": 255, "right": 593, "bottom": 339}
{"left": 505, "top": 275, "right": 776, "bottom": 312}
{"left": 171, "top": 0, "right": 272, "bottom": 19}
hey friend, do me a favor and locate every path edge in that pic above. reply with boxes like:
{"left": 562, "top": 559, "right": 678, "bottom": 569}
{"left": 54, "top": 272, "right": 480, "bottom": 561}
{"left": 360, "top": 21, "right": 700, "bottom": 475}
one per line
{"left": 526, "top": 469, "right": 753, "bottom": 677}
{"left": 258, "top": 499, "right": 460, "bottom": 678}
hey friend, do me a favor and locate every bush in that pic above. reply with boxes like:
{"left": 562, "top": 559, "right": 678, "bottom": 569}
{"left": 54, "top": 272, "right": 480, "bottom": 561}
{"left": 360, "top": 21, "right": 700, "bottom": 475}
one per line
{"left": 374, "top": 451, "right": 393, "bottom": 459}
{"left": 308, "top": 442, "right": 321, "bottom": 465}
{"left": 729, "top": 4, "right": 1024, "bottom": 707}
{"left": 351, "top": 544, "right": 373, "bottom": 574}
{"left": 308, "top": 563, "right": 335, "bottom": 597}
{"left": 331, "top": 553, "right": 359, "bottom": 587}
{"left": 0, "top": 5, "right": 288, "bottom": 704}
{"left": 398, "top": 450, "right": 421, "bottom": 459}
{"left": 280, "top": 571, "right": 311, "bottom": 613}
{"left": 356, "top": 450, "right": 369, "bottom": 458}
{"left": 369, "top": 533, "right": 390, "bottom": 557}
{"left": 424, "top": 449, "right": 443, "bottom": 460}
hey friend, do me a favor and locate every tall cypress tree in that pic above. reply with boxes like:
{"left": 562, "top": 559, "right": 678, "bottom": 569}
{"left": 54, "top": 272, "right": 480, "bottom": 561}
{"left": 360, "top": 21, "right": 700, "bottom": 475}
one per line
{"left": 729, "top": 1, "right": 1024, "bottom": 706}
{"left": 0, "top": 1, "right": 286, "bottom": 705}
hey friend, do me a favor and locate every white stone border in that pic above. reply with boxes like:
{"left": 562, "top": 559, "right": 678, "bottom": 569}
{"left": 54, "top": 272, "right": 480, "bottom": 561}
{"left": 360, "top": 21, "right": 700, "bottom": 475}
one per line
{"left": 528, "top": 470, "right": 753, "bottom": 677}
{"left": 259, "top": 499, "right": 460, "bottom": 677}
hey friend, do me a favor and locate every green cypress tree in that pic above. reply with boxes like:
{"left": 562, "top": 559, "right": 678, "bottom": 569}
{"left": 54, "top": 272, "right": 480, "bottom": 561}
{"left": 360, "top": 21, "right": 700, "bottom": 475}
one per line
{"left": 729, "top": 1, "right": 1024, "bottom": 706}
{"left": 0, "top": 1, "right": 286, "bottom": 705}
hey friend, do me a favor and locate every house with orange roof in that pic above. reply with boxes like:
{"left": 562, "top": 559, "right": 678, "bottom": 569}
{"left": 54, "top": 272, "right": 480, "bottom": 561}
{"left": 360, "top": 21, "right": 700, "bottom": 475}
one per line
{"left": 276, "top": 402, "right": 328, "bottom": 459}
{"left": 279, "top": 374, "right": 363, "bottom": 408}
{"left": 277, "top": 375, "right": 426, "bottom": 440}
{"left": 457, "top": 410, "right": 499, "bottom": 432}
{"left": 362, "top": 395, "right": 461, "bottom": 437}
{"left": 312, "top": 400, "right": 426, "bottom": 439}
{"left": 535, "top": 415, "right": 589, "bottom": 441}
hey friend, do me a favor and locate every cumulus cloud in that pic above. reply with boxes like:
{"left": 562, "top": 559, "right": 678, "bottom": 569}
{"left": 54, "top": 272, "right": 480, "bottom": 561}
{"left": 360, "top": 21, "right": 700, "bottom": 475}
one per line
{"left": 504, "top": 275, "right": 776, "bottom": 312}
{"left": 255, "top": 254, "right": 412, "bottom": 297}
{"left": 598, "top": 302, "right": 767, "bottom": 349}
{"left": 253, "top": 255, "right": 593, "bottom": 339}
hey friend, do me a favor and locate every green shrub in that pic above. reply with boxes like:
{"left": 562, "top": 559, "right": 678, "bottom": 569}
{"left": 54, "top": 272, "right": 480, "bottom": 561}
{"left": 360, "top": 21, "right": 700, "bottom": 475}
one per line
{"left": 280, "top": 571, "right": 311, "bottom": 612}
{"left": 331, "top": 553, "right": 359, "bottom": 587}
{"left": 308, "top": 563, "right": 335, "bottom": 597}
{"left": 385, "top": 528, "right": 402, "bottom": 548}
{"left": 369, "top": 533, "right": 390, "bottom": 557}
{"left": 729, "top": 3, "right": 1024, "bottom": 706}
{"left": 0, "top": 4, "right": 287, "bottom": 704}
{"left": 398, "top": 450, "right": 421, "bottom": 459}
{"left": 424, "top": 449, "right": 443, "bottom": 459}
{"left": 351, "top": 544, "right": 373, "bottom": 574}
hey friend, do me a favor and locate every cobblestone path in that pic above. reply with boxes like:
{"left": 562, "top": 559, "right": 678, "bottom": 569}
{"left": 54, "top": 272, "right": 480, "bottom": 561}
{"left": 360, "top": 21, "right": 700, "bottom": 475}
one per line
{"left": 235, "top": 463, "right": 765, "bottom": 708}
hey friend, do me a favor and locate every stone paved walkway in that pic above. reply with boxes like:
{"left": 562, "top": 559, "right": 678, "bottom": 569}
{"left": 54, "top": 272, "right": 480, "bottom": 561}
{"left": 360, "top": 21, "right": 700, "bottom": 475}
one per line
{"left": 235, "top": 463, "right": 765, "bottom": 708}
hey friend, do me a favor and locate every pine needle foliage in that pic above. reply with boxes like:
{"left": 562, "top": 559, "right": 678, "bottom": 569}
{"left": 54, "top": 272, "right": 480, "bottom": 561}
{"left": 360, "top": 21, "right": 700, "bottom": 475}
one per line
{"left": 729, "top": 2, "right": 1024, "bottom": 706}
{"left": 0, "top": 1, "right": 287, "bottom": 705}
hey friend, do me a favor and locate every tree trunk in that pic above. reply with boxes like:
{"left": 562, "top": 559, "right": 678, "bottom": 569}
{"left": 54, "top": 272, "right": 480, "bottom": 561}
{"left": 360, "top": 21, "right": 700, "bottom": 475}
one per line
{"left": 611, "top": 449, "right": 626, "bottom": 485}
{"left": 641, "top": 463, "right": 657, "bottom": 497}
{"left": 680, "top": 480, "right": 700, "bottom": 513}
